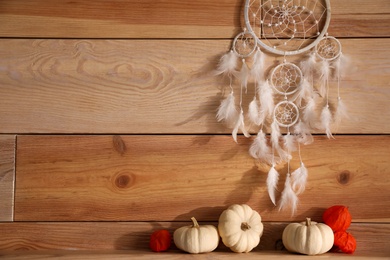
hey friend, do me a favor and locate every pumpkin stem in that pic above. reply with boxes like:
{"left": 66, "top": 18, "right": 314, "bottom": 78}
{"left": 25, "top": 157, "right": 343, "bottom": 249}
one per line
{"left": 241, "top": 222, "right": 251, "bottom": 231}
{"left": 190, "top": 217, "right": 199, "bottom": 228}
{"left": 306, "top": 218, "right": 312, "bottom": 226}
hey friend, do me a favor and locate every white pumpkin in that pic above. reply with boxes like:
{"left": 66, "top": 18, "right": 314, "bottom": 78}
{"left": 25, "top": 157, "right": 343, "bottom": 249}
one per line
{"left": 173, "top": 217, "right": 219, "bottom": 254}
{"left": 282, "top": 218, "right": 334, "bottom": 255}
{"left": 218, "top": 204, "right": 263, "bottom": 253}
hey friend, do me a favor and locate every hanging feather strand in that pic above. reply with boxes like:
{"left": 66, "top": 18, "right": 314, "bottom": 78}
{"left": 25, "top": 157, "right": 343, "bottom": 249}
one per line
{"left": 291, "top": 162, "right": 308, "bottom": 195}
{"left": 249, "top": 130, "right": 272, "bottom": 164}
{"left": 216, "top": 92, "right": 239, "bottom": 127}
{"left": 238, "top": 59, "right": 250, "bottom": 92}
{"left": 267, "top": 165, "right": 279, "bottom": 206}
{"left": 215, "top": 50, "right": 238, "bottom": 76}
{"left": 251, "top": 48, "right": 266, "bottom": 81}
{"left": 318, "top": 60, "right": 331, "bottom": 97}
{"left": 321, "top": 105, "right": 334, "bottom": 139}
{"left": 232, "top": 109, "right": 250, "bottom": 143}
{"left": 278, "top": 174, "right": 298, "bottom": 216}
{"left": 258, "top": 80, "right": 275, "bottom": 120}
{"left": 248, "top": 97, "right": 261, "bottom": 126}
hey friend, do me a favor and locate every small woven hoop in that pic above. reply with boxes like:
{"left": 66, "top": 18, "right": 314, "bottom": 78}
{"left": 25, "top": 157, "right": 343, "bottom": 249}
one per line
{"left": 273, "top": 100, "right": 300, "bottom": 128}
{"left": 315, "top": 35, "right": 342, "bottom": 61}
{"left": 232, "top": 30, "right": 257, "bottom": 58}
{"left": 270, "top": 62, "right": 303, "bottom": 96}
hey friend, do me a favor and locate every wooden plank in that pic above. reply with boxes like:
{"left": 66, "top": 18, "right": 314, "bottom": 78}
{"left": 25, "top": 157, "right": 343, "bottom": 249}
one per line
{"left": 0, "top": 135, "right": 15, "bottom": 221}
{"left": 0, "top": 222, "right": 388, "bottom": 255}
{"left": 0, "top": 39, "right": 389, "bottom": 134}
{"left": 0, "top": 251, "right": 388, "bottom": 260}
{"left": 14, "top": 135, "right": 390, "bottom": 222}
{"left": 0, "top": 0, "right": 388, "bottom": 38}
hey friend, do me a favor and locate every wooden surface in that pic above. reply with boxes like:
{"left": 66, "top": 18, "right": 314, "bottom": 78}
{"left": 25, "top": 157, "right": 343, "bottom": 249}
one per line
{"left": 0, "top": 135, "right": 15, "bottom": 222}
{"left": 15, "top": 135, "right": 390, "bottom": 222}
{"left": 0, "top": 250, "right": 388, "bottom": 260}
{"left": 0, "top": 38, "right": 389, "bottom": 134}
{"left": 0, "top": 0, "right": 389, "bottom": 257}
{"left": 0, "top": 222, "right": 388, "bottom": 254}
{"left": 0, "top": 0, "right": 389, "bottom": 38}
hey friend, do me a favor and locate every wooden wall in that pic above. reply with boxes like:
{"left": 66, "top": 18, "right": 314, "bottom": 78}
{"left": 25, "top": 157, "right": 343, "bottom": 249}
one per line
{"left": 0, "top": 0, "right": 389, "bottom": 256}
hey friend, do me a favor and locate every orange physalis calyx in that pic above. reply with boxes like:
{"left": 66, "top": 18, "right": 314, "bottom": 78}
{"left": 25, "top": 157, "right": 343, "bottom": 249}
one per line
{"left": 149, "top": 229, "right": 172, "bottom": 252}
{"left": 322, "top": 205, "right": 352, "bottom": 232}
{"left": 333, "top": 231, "right": 357, "bottom": 254}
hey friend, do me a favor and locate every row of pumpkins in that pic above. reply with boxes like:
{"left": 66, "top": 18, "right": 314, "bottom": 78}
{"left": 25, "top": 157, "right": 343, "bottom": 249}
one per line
{"left": 150, "top": 204, "right": 356, "bottom": 255}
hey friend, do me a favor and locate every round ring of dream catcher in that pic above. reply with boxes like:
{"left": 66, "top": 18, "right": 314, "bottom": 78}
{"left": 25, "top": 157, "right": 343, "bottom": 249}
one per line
{"left": 273, "top": 100, "right": 300, "bottom": 128}
{"left": 244, "top": 0, "right": 331, "bottom": 56}
{"left": 270, "top": 62, "right": 303, "bottom": 96}
{"left": 232, "top": 30, "right": 257, "bottom": 58}
{"left": 315, "top": 35, "right": 342, "bottom": 61}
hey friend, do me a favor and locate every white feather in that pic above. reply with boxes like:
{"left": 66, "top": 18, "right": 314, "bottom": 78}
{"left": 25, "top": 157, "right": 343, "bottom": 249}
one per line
{"left": 318, "top": 60, "right": 331, "bottom": 97}
{"left": 278, "top": 174, "right": 298, "bottom": 216}
{"left": 283, "top": 133, "right": 297, "bottom": 153}
{"left": 258, "top": 80, "right": 275, "bottom": 119}
{"left": 216, "top": 92, "right": 239, "bottom": 127}
{"left": 321, "top": 105, "right": 334, "bottom": 139}
{"left": 249, "top": 130, "right": 273, "bottom": 164}
{"left": 251, "top": 48, "right": 266, "bottom": 81}
{"left": 270, "top": 120, "right": 281, "bottom": 149}
{"left": 333, "top": 53, "right": 350, "bottom": 79}
{"left": 294, "top": 78, "right": 313, "bottom": 107}
{"left": 300, "top": 51, "right": 317, "bottom": 79}
{"left": 291, "top": 162, "right": 308, "bottom": 195}
{"left": 232, "top": 110, "right": 250, "bottom": 143}
{"left": 293, "top": 120, "right": 314, "bottom": 145}
{"left": 238, "top": 59, "right": 249, "bottom": 91}
{"left": 215, "top": 50, "right": 238, "bottom": 76}
{"left": 303, "top": 97, "right": 317, "bottom": 127}
{"left": 248, "top": 97, "right": 261, "bottom": 125}
{"left": 334, "top": 97, "right": 349, "bottom": 124}
{"left": 267, "top": 165, "right": 279, "bottom": 206}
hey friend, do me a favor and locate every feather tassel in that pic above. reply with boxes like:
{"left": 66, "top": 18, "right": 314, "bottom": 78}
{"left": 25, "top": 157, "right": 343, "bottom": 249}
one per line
{"left": 238, "top": 59, "right": 250, "bottom": 91}
{"left": 215, "top": 50, "right": 238, "bottom": 76}
{"left": 258, "top": 80, "right": 275, "bottom": 120}
{"left": 216, "top": 92, "right": 239, "bottom": 127}
{"left": 249, "top": 130, "right": 273, "bottom": 164}
{"left": 333, "top": 52, "right": 350, "bottom": 79}
{"left": 270, "top": 120, "right": 281, "bottom": 149}
{"left": 321, "top": 105, "right": 334, "bottom": 139}
{"left": 300, "top": 51, "right": 317, "bottom": 79}
{"left": 267, "top": 165, "right": 279, "bottom": 206}
{"left": 278, "top": 174, "right": 298, "bottom": 215}
{"left": 293, "top": 120, "right": 314, "bottom": 145}
{"left": 251, "top": 48, "right": 266, "bottom": 81}
{"left": 232, "top": 109, "right": 250, "bottom": 143}
{"left": 318, "top": 59, "right": 331, "bottom": 97}
{"left": 248, "top": 97, "right": 262, "bottom": 125}
{"left": 302, "top": 96, "right": 317, "bottom": 127}
{"left": 334, "top": 97, "right": 349, "bottom": 125}
{"left": 283, "top": 132, "right": 297, "bottom": 153}
{"left": 291, "top": 162, "right": 308, "bottom": 195}
{"left": 294, "top": 78, "right": 313, "bottom": 107}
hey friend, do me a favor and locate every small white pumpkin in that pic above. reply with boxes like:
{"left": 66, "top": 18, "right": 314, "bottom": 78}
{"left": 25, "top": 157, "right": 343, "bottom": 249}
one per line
{"left": 282, "top": 218, "right": 334, "bottom": 255}
{"left": 173, "top": 217, "right": 219, "bottom": 254}
{"left": 218, "top": 204, "right": 263, "bottom": 253}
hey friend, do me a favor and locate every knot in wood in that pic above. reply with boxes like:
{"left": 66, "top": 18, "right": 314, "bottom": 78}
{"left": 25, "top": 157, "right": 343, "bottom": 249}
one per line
{"left": 337, "top": 170, "right": 351, "bottom": 185}
{"left": 114, "top": 173, "right": 133, "bottom": 189}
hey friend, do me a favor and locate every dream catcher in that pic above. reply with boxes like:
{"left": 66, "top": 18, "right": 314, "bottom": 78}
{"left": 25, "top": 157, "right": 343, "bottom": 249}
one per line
{"left": 215, "top": 0, "right": 349, "bottom": 215}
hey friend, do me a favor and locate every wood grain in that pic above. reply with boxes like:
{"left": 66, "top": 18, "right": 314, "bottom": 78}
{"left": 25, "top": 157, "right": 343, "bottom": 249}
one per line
{"left": 0, "top": 135, "right": 15, "bottom": 221}
{"left": 0, "top": 39, "right": 389, "bottom": 134}
{"left": 0, "top": 250, "right": 388, "bottom": 260}
{"left": 0, "top": 222, "right": 388, "bottom": 254}
{"left": 0, "top": 0, "right": 389, "bottom": 38}
{"left": 14, "top": 135, "right": 390, "bottom": 222}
